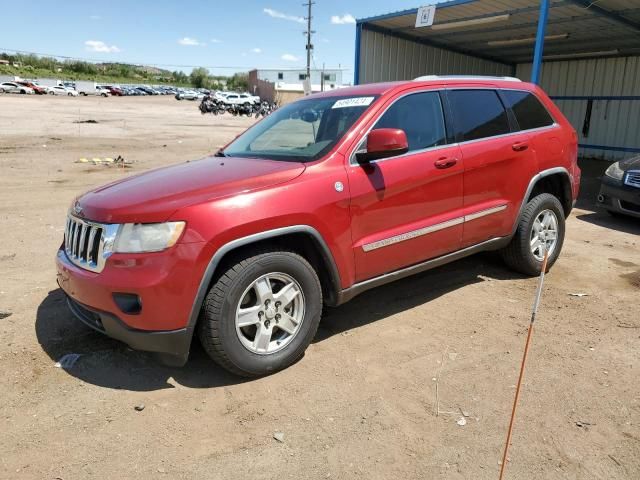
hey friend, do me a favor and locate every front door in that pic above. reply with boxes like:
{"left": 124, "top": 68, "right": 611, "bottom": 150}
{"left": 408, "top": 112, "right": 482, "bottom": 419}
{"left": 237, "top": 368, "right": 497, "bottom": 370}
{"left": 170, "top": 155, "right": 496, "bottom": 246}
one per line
{"left": 347, "top": 90, "right": 464, "bottom": 282}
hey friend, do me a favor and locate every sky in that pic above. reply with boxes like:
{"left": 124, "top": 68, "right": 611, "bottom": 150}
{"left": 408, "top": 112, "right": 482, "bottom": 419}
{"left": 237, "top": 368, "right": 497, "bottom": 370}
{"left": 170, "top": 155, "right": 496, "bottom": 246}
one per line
{"left": 0, "top": 0, "right": 424, "bottom": 83}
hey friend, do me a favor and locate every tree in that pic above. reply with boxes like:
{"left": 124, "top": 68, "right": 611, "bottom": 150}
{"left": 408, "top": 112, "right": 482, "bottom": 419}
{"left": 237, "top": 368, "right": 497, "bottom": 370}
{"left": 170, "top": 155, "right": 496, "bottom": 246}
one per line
{"left": 227, "top": 72, "right": 248, "bottom": 92}
{"left": 190, "top": 67, "right": 210, "bottom": 88}
{"left": 172, "top": 70, "right": 189, "bottom": 85}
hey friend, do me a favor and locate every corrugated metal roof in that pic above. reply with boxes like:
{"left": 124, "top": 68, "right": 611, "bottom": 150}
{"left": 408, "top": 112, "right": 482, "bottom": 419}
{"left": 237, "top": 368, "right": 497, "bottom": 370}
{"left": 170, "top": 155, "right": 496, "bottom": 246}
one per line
{"left": 359, "top": 0, "right": 640, "bottom": 64}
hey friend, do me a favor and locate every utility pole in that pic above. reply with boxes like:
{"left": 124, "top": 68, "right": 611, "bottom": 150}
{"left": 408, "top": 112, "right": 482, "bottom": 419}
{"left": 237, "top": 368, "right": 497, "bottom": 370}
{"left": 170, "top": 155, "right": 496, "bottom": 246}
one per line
{"left": 304, "top": 1, "right": 315, "bottom": 93}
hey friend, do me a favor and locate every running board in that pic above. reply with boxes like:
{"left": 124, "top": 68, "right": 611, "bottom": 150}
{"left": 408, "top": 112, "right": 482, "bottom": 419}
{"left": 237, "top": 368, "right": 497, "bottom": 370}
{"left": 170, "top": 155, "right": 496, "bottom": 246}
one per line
{"left": 335, "top": 236, "right": 510, "bottom": 305}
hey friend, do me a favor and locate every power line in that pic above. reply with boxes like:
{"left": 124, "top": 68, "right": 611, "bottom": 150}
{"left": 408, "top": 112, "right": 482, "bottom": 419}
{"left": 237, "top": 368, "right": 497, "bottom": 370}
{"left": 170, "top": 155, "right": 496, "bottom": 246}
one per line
{"left": 0, "top": 47, "right": 317, "bottom": 71}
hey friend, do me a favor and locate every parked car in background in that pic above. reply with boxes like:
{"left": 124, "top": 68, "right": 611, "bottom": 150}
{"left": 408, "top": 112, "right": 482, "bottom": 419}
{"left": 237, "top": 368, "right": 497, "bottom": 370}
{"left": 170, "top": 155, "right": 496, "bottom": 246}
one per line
{"left": 222, "top": 92, "right": 260, "bottom": 106}
{"left": 56, "top": 76, "right": 580, "bottom": 377}
{"left": 47, "top": 85, "right": 78, "bottom": 96}
{"left": 597, "top": 156, "right": 640, "bottom": 218}
{"left": 175, "top": 90, "right": 203, "bottom": 100}
{"left": 17, "top": 81, "right": 46, "bottom": 94}
{"left": 137, "top": 86, "right": 157, "bottom": 95}
{"left": 0, "top": 82, "right": 35, "bottom": 94}
{"left": 100, "top": 85, "right": 123, "bottom": 96}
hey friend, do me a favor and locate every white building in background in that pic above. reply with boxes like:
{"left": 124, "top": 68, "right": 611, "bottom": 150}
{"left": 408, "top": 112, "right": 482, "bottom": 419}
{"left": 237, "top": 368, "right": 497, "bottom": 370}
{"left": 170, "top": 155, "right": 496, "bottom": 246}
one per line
{"left": 248, "top": 68, "right": 348, "bottom": 104}
{"left": 254, "top": 68, "right": 345, "bottom": 90}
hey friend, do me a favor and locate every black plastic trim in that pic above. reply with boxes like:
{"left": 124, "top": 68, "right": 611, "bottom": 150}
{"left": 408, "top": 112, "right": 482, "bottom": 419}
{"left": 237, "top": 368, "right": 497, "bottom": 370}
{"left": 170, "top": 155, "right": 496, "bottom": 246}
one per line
{"left": 66, "top": 296, "right": 191, "bottom": 366}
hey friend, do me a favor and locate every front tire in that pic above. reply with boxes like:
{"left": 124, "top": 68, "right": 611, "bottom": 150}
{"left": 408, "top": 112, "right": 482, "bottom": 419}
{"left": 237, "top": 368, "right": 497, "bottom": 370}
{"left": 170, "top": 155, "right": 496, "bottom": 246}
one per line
{"left": 198, "top": 249, "right": 322, "bottom": 377}
{"left": 501, "top": 193, "right": 565, "bottom": 276}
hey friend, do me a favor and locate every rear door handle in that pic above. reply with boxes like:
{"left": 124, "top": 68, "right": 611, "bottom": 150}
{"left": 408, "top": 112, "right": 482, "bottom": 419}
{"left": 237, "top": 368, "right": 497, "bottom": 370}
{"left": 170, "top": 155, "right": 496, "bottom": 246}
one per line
{"left": 434, "top": 157, "right": 458, "bottom": 169}
{"left": 512, "top": 142, "right": 529, "bottom": 152}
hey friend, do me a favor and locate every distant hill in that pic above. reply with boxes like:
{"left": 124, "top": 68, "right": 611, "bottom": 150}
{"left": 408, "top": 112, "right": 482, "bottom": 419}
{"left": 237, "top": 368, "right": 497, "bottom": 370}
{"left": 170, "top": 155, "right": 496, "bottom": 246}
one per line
{"left": 0, "top": 51, "right": 247, "bottom": 90}
{"left": 0, "top": 54, "right": 189, "bottom": 85}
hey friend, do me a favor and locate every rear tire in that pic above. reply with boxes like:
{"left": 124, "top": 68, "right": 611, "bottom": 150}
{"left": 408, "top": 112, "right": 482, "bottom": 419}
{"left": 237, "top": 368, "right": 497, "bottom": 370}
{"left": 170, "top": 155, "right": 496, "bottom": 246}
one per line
{"left": 500, "top": 193, "right": 565, "bottom": 276}
{"left": 198, "top": 249, "right": 322, "bottom": 377}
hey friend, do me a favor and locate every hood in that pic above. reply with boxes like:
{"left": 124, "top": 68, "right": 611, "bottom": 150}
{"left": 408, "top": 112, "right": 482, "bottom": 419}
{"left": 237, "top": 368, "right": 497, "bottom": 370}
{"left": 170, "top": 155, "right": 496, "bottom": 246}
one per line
{"left": 76, "top": 156, "right": 305, "bottom": 223}
{"left": 621, "top": 155, "right": 640, "bottom": 171}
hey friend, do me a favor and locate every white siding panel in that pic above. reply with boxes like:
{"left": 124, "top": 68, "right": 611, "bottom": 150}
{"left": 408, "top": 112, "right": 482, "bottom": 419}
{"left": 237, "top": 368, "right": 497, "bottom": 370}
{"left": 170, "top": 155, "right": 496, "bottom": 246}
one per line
{"left": 359, "top": 28, "right": 512, "bottom": 84}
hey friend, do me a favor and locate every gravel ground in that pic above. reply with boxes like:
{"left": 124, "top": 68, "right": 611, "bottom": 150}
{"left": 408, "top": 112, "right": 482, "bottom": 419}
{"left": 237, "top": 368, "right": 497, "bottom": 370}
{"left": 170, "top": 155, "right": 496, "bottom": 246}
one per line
{"left": 0, "top": 95, "right": 638, "bottom": 479}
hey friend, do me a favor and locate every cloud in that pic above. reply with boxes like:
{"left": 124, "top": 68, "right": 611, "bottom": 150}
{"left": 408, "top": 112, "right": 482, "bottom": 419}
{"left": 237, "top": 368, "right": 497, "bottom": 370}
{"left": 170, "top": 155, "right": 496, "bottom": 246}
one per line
{"left": 178, "top": 37, "right": 204, "bottom": 46}
{"left": 84, "top": 40, "right": 120, "bottom": 53}
{"left": 251, "top": 48, "right": 262, "bottom": 54}
{"left": 281, "top": 53, "right": 299, "bottom": 62}
{"left": 210, "top": 38, "right": 222, "bottom": 44}
{"left": 89, "top": 15, "right": 101, "bottom": 20}
{"left": 331, "top": 14, "right": 356, "bottom": 25}
{"left": 264, "top": 8, "right": 305, "bottom": 24}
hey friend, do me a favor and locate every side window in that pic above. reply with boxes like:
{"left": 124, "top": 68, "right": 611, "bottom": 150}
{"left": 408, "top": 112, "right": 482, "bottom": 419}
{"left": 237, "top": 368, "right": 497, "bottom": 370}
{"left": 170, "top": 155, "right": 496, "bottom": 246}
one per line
{"left": 373, "top": 91, "right": 447, "bottom": 153}
{"left": 501, "top": 90, "right": 554, "bottom": 130}
{"left": 448, "top": 90, "right": 510, "bottom": 142}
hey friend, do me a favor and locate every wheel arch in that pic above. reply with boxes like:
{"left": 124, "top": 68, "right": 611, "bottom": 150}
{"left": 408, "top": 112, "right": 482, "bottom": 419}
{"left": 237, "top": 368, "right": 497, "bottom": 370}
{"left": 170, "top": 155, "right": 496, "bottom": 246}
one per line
{"left": 513, "top": 167, "right": 572, "bottom": 235}
{"left": 186, "top": 226, "right": 341, "bottom": 334}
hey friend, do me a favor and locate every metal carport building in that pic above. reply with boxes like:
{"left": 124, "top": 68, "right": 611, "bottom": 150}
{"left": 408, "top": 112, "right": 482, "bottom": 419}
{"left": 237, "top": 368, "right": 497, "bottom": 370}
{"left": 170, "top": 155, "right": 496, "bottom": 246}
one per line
{"left": 354, "top": 0, "right": 640, "bottom": 160}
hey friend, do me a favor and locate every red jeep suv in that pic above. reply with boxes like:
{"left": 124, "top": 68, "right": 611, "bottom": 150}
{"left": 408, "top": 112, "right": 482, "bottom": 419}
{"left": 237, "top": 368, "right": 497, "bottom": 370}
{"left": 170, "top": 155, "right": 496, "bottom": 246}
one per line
{"left": 56, "top": 76, "right": 580, "bottom": 376}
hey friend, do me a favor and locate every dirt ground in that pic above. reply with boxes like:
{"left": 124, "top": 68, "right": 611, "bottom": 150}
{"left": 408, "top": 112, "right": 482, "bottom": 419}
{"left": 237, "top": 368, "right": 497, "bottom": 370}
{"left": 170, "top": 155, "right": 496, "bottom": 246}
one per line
{"left": 0, "top": 95, "right": 638, "bottom": 480}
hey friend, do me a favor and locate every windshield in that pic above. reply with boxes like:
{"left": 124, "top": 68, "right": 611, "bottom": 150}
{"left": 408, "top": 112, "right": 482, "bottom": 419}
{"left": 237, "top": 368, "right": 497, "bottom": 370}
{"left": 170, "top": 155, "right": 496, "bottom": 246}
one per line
{"left": 222, "top": 95, "right": 378, "bottom": 162}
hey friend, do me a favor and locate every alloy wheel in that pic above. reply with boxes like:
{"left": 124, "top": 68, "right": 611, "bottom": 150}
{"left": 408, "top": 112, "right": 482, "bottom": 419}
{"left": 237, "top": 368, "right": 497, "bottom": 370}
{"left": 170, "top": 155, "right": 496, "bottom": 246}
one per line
{"left": 530, "top": 209, "right": 559, "bottom": 261}
{"left": 235, "top": 272, "right": 305, "bottom": 355}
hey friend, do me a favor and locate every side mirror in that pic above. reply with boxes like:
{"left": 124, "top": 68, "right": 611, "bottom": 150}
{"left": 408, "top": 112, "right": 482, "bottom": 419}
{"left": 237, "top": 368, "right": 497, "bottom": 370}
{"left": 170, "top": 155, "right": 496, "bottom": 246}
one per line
{"left": 356, "top": 128, "right": 409, "bottom": 164}
{"left": 301, "top": 109, "right": 319, "bottom": 123}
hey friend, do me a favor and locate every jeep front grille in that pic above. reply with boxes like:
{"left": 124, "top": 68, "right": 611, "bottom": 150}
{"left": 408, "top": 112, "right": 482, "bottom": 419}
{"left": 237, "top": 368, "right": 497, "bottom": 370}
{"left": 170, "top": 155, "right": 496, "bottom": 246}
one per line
{"left": 625, "top": 170, "right": 640, "bottom": 189}
{"left": 64, "top": 215, "right": 118, "bottom": 273}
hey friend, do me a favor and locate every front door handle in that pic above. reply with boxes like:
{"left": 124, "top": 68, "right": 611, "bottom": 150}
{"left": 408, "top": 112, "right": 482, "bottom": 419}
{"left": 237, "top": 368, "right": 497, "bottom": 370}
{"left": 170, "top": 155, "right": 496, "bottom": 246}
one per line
{"left": 434, "top": 157, "right": 458, "bottom": 169}
{"left": 512, "top": 142, "right": 529, "bottom": 152}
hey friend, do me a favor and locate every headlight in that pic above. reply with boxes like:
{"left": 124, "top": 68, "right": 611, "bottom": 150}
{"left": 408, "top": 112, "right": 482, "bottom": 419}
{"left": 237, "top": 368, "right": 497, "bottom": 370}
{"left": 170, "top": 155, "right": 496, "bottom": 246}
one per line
{"left": 114, "top": 222, "right": 185, "bottom": 253}
{"left": 605, "top": 162, "right": 624, "bottom": 181}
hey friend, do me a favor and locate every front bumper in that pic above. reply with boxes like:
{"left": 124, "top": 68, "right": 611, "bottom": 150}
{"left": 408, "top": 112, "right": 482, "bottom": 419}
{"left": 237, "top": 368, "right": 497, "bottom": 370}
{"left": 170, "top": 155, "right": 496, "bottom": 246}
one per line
{"left": 65, "top": 295, "right": 191, "bottom": 366}
{"left": 56, "top": 243, "right": 207, "bottom": 365}
{"left": 597, "top": 176, "right": 640, "bottom": 219}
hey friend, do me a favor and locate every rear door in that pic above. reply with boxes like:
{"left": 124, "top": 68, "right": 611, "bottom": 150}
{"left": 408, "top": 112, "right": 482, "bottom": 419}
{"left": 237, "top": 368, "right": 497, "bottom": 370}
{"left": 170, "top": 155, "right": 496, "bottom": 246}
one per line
{"left": 347, "top": 90, "right": 464, "bottom": 282}
{"left": 447, "top": 88, "right": 537, "bottom": 247}
{"left": 500, "top": 89, "right": 561, "bottom": 173}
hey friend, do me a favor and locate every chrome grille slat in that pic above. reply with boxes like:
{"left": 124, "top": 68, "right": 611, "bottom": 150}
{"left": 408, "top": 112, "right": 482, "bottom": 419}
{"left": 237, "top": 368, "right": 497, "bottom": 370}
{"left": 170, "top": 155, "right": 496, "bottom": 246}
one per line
{"left": 64, "top": 218, "right": 70, "bottom": 251}
{"left": 625, "top": 170, "right": 640, "bottom": 189}
{"left": 87, "top": 227, "right": 97, "bottom": 263}
{"left": 71, "top": 222, "right": 79, "bottom": 257}
{"left": 63, "top": 214, "right": 116, "bottom": 273}
{"left": 78, "top": 225, "right": 88, "bottom": 260}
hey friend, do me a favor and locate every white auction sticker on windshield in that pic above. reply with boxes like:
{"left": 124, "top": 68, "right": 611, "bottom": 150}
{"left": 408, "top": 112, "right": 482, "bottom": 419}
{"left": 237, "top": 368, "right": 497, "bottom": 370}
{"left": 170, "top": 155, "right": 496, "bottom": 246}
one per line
{"left": 332, "top": 97, "right": 375, "bottom": 109}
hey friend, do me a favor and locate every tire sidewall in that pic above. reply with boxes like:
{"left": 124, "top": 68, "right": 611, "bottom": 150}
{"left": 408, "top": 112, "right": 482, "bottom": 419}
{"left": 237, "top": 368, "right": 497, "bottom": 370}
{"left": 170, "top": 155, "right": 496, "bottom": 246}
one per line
{"left": 211, "top": 253, "right": 322, "bottom": 375}
{"left": 519, "top": 194, "right": 565, "bottom": 272}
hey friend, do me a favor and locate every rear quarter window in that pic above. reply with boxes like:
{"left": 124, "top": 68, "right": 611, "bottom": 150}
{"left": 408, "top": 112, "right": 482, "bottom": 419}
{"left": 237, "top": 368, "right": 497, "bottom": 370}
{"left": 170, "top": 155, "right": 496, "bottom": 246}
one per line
{"left": 501, "top": 90, "right": 554, "bottom": 130}
{"left": 448, "top": 89, "right": 510, "bottom": 142}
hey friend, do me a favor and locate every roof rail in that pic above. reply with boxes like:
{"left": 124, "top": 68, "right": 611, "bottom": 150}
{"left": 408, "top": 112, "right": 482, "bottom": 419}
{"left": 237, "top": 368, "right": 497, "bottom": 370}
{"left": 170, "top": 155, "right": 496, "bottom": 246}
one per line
{"left": 414, "top": 75, "right": 522, "bottom": 82}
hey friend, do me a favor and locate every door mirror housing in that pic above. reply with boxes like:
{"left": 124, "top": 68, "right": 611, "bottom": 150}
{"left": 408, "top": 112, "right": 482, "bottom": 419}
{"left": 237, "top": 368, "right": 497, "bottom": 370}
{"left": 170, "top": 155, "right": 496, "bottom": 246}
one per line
{"left": 356, "top": 128, "right": 409, "bottom": 163}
